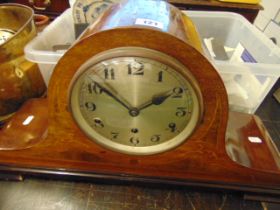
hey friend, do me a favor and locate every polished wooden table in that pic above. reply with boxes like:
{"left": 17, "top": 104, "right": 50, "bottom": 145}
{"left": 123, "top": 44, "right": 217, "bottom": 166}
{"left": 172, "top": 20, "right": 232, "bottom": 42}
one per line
{"left": 0, "top": 178, "right": 279, "bottom": 210}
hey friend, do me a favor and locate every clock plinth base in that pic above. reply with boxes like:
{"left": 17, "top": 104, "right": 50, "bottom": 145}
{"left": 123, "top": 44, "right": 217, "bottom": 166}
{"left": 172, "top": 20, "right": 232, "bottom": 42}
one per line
{"left": 0, "top": 98, "right": 279, "bottom": 196}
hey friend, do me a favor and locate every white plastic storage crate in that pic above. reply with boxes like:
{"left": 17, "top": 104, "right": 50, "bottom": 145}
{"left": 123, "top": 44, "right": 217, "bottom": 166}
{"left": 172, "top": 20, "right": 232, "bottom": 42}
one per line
{"left": 24, "top": 9, "right": 280, "bottom": 113}
{"left": 24, "top": 9, "right": 75, "bottom": 85}
{"left": 184, "top": 11, "right": 280, "bottom": 113}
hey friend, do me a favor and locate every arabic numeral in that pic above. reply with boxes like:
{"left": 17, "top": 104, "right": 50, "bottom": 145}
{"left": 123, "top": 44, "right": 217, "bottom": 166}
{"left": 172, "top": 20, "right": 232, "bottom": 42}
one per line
{"left": 168, "top": 123, "right": 177, "bottom": 133}
{"left": 172, "top": 87, "right": 184, "bottom": 98}
{"left": 88, "top": 82, "right": 103, "bottom": 94}
{"left": 111, "top": 132, "right": 119, "bottom": 139}
{"left": 104, "top": 67, "right": 115, "bottom": 80}
{"left": 151, "top": 135, "right": 161, "bottom": 142}
{"left": 176, "top": 107, "right": 187, "bottom": 117}
{"left": 128, "top": 61, "right": 144, "bottom": 75}
{"left": 158, "top": 71, "right": 163, "bottom": 82}
{"left": 130, "top": 137, "right": 140, "bottom": 145}
{"left": 94, "top": 118, "right": 104, "bottom": 128}
{"left": 85, "top": 102, "right": 96, "bottom": 111}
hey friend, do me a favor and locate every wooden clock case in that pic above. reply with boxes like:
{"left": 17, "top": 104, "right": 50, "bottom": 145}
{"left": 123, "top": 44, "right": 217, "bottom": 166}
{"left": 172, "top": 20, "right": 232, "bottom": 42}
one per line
{"left": 0, "top": 0, "right": 279, "bottom": 198}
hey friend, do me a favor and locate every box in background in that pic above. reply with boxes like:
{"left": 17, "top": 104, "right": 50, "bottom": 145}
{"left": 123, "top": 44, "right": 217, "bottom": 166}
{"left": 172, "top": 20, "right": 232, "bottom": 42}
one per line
{"left": 184, "top": 11, "right": 280, "bottom": 113}
{"left": 24, "top": 9, "right": 75, "bottom": 85}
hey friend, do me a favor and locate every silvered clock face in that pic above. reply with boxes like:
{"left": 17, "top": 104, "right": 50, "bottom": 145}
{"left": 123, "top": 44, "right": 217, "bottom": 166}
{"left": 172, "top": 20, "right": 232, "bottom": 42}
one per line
{"left": 70, "top": 48, "right": 202, "bottom": 155}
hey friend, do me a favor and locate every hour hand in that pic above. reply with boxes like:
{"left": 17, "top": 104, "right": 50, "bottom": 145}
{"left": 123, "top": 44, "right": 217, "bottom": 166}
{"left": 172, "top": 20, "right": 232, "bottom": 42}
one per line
{"left": 137, "top": 89, "right": 173, "bottom": 111}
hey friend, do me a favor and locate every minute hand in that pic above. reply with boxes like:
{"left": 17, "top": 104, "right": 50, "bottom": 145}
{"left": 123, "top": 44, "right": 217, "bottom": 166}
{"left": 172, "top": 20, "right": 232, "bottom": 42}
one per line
{"left": 93, "top": 81, "right": 133, "bottom": 111}
{"left": 137, "top": 90, "right": 173, "bottom": 111}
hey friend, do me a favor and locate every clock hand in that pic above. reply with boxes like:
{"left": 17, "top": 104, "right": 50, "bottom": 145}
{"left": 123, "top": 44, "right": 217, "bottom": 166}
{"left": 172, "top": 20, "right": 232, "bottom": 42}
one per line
{"left": 91, "top": 80, "right": 133, "bottom": 111}
{"left": 137, "top": 89, "right": 173, "bottom": 111}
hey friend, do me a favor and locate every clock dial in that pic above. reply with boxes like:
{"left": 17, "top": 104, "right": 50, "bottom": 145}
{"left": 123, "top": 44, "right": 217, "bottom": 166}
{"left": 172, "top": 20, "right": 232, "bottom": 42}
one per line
{"left": 70, "top": 48, "right": 202, "bottom": 155}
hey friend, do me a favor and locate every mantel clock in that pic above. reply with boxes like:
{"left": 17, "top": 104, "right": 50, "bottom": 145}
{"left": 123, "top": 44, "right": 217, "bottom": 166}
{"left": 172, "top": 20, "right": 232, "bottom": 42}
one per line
{"left": 0, "top": 0, "right": 279, "bottom": 199}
